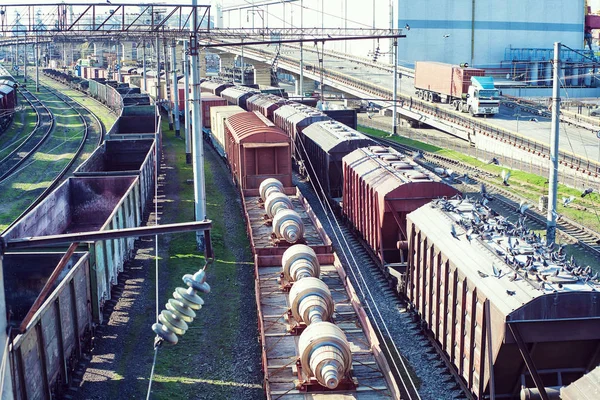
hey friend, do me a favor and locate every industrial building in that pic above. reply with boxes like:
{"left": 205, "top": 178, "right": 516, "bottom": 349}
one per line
{"left": 398, "top": 0, "right": 585, "bottom": 68}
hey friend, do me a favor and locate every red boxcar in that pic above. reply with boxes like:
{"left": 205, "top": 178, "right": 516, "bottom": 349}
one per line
{"left": 342, "top": 146, "right": 459, "bottom": 265}
{"left": 224, "top": 111, "right": 292, "bottom": 194}
{"left": 407, "top": 200, "right": 600, "bottom": 399}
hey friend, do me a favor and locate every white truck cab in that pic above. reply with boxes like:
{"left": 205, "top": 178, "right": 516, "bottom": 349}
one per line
{"left": 465, "top": 76, "right": 500, "bottom": 116}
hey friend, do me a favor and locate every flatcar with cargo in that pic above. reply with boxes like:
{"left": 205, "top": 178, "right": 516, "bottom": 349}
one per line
{"left": 238, "top": 173, "right": 399, "bottom": 398}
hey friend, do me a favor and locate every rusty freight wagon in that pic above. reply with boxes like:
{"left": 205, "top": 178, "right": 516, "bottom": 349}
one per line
{"left": 272, "top": 103, "right": 330, "bottom": 162}
{"left": 406, "top": 199, "right": 600, "bottom": 399}
{"left": 199, "top": 94, "right": 228, "bottom": 129}
{"left": 1, "top": 176, "right": 142, "bottom": 325}
{"left": 246, "top": 93, "right": 290, "bottom": 120}
{"left": 224, "top": 111, "right": 292, "bottom": 193}
{"left": 220, "top": 85, "right": 260, "bottom": 110}
{"left": 300, "top": 120, "right": 374, "bottom": 200}
{"left": 4, "top": 251, "right": 94, "bottom": 399}
{"left": 342, "top": 146, "right": 459, "bottom": 267}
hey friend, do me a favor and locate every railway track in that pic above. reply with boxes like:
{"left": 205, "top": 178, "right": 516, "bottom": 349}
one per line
{"left": 294, "top": 174, "right": 469, "bottom": 400}
{"left": 371, "top": 135, "right": 600, "bottom": 261}
{"left": 0, "top": 87, "right": 54, "bottom": 183}
{"left": 1, "top": 83, "right": 102, "bottom": 232}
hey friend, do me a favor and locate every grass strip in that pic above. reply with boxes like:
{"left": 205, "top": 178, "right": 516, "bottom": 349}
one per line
{"left": 113, "top": 118, "right": 259, "bottom": 399}
{"left": 0, "top": 85, "right": 85, "bottom": 231}
{"left": 359, "top": 125, "right": 600, "bottom": 269}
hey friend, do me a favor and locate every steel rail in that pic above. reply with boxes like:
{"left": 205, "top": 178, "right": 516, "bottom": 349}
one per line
{"left": 0, "top": 87, "right": 54, "bottom": 183}
{"left": 1, "top": 81, "right": 92, "bottom": 234}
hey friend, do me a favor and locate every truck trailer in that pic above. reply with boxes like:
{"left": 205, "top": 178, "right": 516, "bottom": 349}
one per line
{"left": 414, "top": 61, "right": 500, "bottom": 117}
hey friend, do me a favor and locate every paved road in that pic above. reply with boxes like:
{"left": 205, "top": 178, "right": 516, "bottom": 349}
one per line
{"left": 229, "top": 43, "right": 600, "bottom": 162}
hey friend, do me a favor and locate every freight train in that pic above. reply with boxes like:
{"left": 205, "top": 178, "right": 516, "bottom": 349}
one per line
{"left": 37, "top": 68, "right": 600, "bottom": 399}
{"left": 1, "top": 70, "right": 160, "bottom": 399}
{"left": 196, "top": 85, "right": 600, "bottom": 400}
{"left": 0, "top": 64, "right": 18, "bottom": 133}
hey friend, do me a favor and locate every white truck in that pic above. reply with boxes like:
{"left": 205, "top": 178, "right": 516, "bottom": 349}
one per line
{"left": 414, "top": 61, "right": 500, "bottom": 117}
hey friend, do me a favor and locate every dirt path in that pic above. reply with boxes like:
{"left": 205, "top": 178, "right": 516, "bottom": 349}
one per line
{"left": 72, "top": 127, "right": 263, "bottom": 399}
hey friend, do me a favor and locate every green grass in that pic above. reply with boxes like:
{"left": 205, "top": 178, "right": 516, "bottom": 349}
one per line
{"left": 0, "top": 84, "right": 85, "bottom": 231}
{"left": 358, "top": 125, "right": 600, "bottom": 233}
{"left": 115, "top": 118, "right": 259, "bottom": 399}
{"left": 37, "top": 75, "right": 117, "bottom": 162}
{"left": 0, "top": 98, "right": 37, "bottom": 160}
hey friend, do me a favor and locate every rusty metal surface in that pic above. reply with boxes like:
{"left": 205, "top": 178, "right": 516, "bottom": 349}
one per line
{"left": 2, "top": 176, "right": 137, "bottom": 240}
{"left": 256, "top": 262, "right": 393, "bottom": 398}
{"left": 200, "top": 94, "right": 228, "bottom": 128}
{"left": 8, "top": 252, "right": 93, "bottom": 400}
{"left": 225, "top": 111, "right": 292, "bottom": 190}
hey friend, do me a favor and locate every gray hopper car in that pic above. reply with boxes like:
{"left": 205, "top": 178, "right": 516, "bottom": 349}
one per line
{"left": 406, "top": 199, "right": 600, "bottom": 399}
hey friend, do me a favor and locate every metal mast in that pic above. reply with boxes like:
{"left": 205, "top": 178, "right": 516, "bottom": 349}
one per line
{"left": 392, "top": 38, "right": 398, "bottom": 136}
{"left": 546, "top": 42, "right": 561, "bottom": 245}
{"left": 190, "top": 0, "right": 207, "bottom": 250}
{"left": 183, "top": 40, "right": 192, "bottom": 164}
{"left": 171, "top": 40, "right": 180, "bottom": 137}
